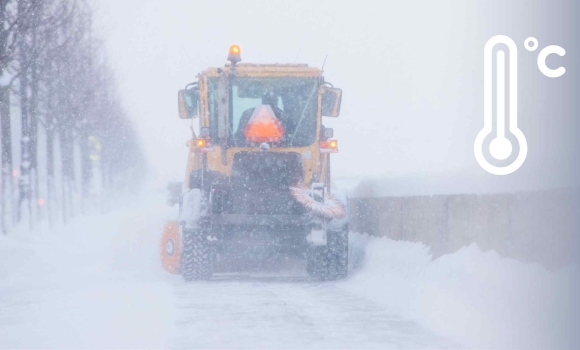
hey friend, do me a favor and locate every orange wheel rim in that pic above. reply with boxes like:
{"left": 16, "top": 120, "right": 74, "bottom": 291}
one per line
{"left": 160, "top": 221, "right": 181, "bottom": 273}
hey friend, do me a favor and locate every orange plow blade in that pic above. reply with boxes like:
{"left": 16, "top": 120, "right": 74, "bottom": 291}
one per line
{"left": 290, "top": 185, "right": 346, "bottom": 219}
{"left": 160, "top": 221, "right": 181, "bottom": 274}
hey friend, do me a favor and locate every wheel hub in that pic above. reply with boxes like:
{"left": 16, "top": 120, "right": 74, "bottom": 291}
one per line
{"left": 165, "top": 239, "right": 175, "bottom": 256}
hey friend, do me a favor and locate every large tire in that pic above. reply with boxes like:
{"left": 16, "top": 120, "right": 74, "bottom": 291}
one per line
{"left": 307, "top": 226, "right": 348, "bottom": 280}
{"left": 181, "top": 228, "right": 214, "bottom": 281}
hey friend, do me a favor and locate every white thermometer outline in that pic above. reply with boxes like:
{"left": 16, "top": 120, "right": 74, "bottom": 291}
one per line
{"left": 475, "top": 35, "right": 528, "bottom": 175}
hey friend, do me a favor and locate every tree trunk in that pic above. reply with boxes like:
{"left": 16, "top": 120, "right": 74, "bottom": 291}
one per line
{"left": 59, "top": 127, "right": 75, "bottom": 223}
{"left": 30, "top": 33, "right": 40, "bottom": 221}
{"left": 46, "top": 128, "right": 54, "bottom": 228}
{"left": 18, "top": 63, "right": 32, "bottom": 227}
{"left": 79, "top": 126, "right": 91, "bottom": 214}
{"left": 0, "top": 86, "right": 13, "bottom": 234}
{"left": 17, "top": 0, "right": 32, "bottom": 227}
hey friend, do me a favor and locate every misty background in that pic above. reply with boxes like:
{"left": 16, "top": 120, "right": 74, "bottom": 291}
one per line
{"left": 0, "top": 2, "right": 578, "bottom": 349}
{"left": 97, "top": 0, "right": 579, "bottom": 195}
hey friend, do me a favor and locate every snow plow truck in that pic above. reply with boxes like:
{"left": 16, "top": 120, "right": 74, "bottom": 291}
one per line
{"left": 160, "top": 45, "right": 347, "bottom": 281}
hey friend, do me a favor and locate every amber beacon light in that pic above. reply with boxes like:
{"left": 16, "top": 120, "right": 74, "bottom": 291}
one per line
{"left": 227, "top": 45, "right": 241, "bottom": 64}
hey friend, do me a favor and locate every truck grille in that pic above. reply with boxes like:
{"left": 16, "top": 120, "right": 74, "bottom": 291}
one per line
{"left": 225, "top": 152, "right": 305, "bottom": 216}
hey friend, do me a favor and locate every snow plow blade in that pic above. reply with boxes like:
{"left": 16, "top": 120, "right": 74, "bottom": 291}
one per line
{"left": 290, "top": 185, "right": 346, "bottom": 219}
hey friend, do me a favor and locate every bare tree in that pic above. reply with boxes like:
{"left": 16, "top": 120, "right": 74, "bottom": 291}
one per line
{"left": 0, "top": 0, "right": 31, "bottom": 233}
{"left": 0, "top": 0, "right": 144, "bottom": 233}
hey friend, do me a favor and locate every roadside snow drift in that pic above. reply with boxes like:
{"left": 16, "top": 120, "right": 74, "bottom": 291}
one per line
{"left": 0, "top": 193, "right": 178, "bottom": 349}
{"left": 346, "top": 233, "right": 580, "bottom": 349}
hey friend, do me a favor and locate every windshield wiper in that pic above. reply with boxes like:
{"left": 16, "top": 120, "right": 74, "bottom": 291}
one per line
{"left": 288, "top": 83, "right": 318, "bottom": 146}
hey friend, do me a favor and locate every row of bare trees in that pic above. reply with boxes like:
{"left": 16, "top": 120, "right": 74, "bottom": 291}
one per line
{"left": 0, "top": 0, "right": 143, "bottom": 233}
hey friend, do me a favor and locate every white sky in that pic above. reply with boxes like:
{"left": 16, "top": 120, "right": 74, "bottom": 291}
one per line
{"left": 95, "top": 0, "right": 578, "bottom": 191}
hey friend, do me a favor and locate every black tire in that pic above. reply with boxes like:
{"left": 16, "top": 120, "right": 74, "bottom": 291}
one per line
{"left": 181, "top": 228, "right": 214, "bottom": 281}
{"left": 307, "top": 226, "right": 348, "bottom": 280}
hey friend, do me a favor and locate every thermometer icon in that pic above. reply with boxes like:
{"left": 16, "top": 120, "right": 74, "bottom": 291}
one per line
{"left": 475, "top": 35, "right": 528, "bottom": 175}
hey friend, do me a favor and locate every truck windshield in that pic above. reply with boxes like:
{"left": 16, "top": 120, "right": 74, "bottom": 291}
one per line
{"left": 207, "top": 77, "right": 318, "bottom": 147}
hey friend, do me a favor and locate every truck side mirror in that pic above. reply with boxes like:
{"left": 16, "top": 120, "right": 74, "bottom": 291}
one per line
{"left": 321, "top": 87, "right": 342, "bottom": 117}
{"left": 178, "top": 88, "right": 199, "bottom": 119}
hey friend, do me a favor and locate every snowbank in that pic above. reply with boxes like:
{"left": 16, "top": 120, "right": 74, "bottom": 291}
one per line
{"left": 0, "top": 192, "right": 178, "bottom": 349}
{"left": 345, "top": 233, "right": 580, "bottom": 349}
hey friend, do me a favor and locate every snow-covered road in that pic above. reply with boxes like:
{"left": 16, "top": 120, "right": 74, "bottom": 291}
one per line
{"left": 1, "top": 191, "right": 578, "bottom": 349}
{"left": 0, "top": 241, "right": 453, "bottom": 348}
{"left": 171, "top": 276, "right": 453, "bottom": 349}
{"left": 0, "top": 209, "right": 453, "bottom": 349}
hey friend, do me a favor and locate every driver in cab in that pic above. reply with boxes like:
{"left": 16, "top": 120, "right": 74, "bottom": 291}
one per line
{"left": 233, "top": 91, "right": 295, "bottom": 145}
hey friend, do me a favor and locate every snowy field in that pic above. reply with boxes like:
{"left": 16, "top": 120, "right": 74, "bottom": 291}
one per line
{"left": 1, "top": 190, "right": 578, "bottom": 349}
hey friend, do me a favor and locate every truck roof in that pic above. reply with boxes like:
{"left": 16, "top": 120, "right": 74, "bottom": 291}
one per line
{"left": 200, "top": 64, "right": 321, "bottom": 78}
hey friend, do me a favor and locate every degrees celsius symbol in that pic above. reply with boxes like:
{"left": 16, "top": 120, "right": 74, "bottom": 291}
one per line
{"left": 474, "top": 35, "right": 566, "bottom": 175}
